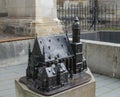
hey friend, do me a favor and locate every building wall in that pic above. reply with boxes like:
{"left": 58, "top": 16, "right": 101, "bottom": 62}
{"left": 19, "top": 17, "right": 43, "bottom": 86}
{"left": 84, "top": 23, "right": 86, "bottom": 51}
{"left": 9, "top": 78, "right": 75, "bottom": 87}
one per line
{"left": 0, "top": 0, "right": 7, "bottom": 13}
{"left": 57, "top": 0, "right": 85, "bottom": 6}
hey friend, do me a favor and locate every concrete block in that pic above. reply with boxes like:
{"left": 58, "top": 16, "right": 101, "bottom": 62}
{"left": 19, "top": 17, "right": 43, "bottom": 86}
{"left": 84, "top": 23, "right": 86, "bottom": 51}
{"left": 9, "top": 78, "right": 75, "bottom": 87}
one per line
{"left": 115, "top": 47, "right": 120, "bottom": 78}
{"left": 82, "top": 39, "right": 120, "bottom": 78}
{"left": 87, "top": 42, "right": 114, "bottom": 76}
{"left": 0, "top": 43, "right": 11, "bottom": 60}
{"left": 0, "top": 39, "right": 34, "bottom": 67}
{"left": 15, "top": 68, "right": 95, "bottom": 97}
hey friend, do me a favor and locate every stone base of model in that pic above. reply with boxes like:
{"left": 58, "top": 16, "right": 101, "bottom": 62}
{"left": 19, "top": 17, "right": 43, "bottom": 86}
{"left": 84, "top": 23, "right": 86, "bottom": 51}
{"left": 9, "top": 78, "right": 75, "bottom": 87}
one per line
{"left": 15, "top": 68, "right": 95, "bottom": 97}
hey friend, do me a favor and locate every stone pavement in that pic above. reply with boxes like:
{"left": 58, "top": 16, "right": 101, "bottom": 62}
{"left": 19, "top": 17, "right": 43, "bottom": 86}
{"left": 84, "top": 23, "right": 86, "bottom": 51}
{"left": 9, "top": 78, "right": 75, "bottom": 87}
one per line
{"left": 95, "top": 74, "right": 120, "bottom": 97}
{"left": 0, "top": 64, "right": 26, "bottom": 97}
{"left": 0, "top": 64, "right": 120, "bottom": 97}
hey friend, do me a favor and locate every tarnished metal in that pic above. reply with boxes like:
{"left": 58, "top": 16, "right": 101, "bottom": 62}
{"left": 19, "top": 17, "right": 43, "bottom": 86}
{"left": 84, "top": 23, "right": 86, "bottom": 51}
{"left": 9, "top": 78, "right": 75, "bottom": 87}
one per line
{"left": 71, "top": 17, "right": 87, "bottom": 73}
{"left": 72, "top": 17, "right": 80, "bottom": 43}
{"left": 20, "top": 17, "right": 91, "bottom": 96}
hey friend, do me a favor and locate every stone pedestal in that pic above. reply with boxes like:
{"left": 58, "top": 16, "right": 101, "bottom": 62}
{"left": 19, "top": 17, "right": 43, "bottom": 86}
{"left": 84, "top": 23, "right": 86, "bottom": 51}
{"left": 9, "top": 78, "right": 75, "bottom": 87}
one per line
{"left": 0, "top": 0, "right": 63, "bottom": 36}
{"left": 15, "top": 68, "right": 95, "bottom": 97}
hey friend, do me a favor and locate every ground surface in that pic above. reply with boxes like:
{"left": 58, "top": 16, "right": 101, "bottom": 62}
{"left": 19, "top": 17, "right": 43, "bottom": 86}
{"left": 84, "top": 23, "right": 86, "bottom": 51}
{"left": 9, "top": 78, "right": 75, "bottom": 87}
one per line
{"left": 0, "top": 64, "right": 120, "bottom": 97}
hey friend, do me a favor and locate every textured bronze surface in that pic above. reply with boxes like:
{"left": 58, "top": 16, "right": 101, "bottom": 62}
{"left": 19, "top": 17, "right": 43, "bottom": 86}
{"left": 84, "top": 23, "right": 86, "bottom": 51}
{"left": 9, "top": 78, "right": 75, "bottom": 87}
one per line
{"left": 20, "top": 71, "right": 91, "bottom": 96}
{"left": 72, "top": 17, "right": 80, "bottom": 43}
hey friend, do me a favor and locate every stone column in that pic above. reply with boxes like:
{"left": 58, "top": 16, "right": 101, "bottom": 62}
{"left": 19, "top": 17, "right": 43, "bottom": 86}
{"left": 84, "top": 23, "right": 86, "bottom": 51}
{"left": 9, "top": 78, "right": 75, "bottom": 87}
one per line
{"left": 31, "top": 0, "right": 63, "bottom": 36}
{"left": 1, "top": 0, "right": 63, "bottom": 36}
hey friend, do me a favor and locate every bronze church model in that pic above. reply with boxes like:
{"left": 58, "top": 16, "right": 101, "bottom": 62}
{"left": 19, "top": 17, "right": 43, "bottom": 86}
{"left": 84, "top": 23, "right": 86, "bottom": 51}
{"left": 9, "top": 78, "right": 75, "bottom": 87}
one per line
{"left": 20, "top": 17, "right": 91, "bottom": 96}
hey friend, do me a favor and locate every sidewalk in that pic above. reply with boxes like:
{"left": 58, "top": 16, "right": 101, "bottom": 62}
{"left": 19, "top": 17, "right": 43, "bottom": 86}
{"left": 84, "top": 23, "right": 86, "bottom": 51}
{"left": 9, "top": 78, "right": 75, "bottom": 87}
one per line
{"left": 95, "top": 73, "right": 120, "bottom": 97}
{"left": 0, "top": 64, "right": 120, "bottom": 97}
{"left": 0, "top": 64, "right": 26, "bottom": 97}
